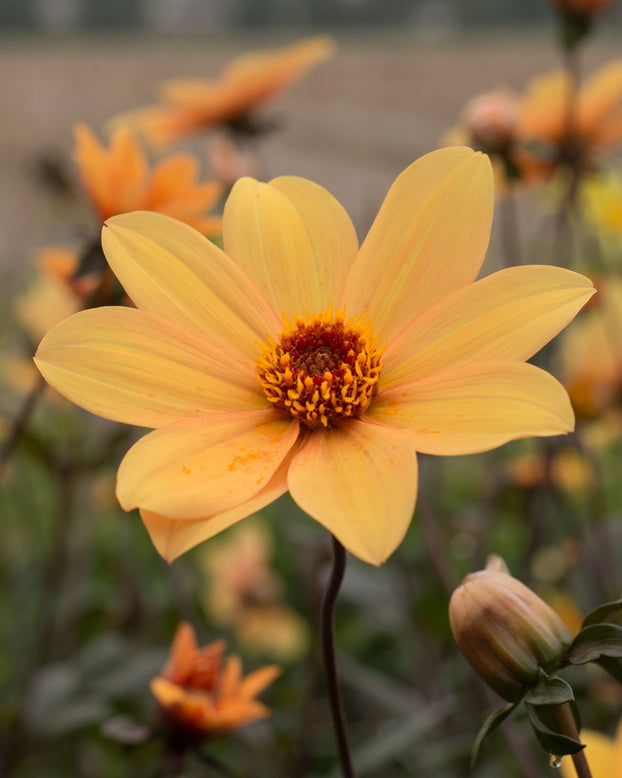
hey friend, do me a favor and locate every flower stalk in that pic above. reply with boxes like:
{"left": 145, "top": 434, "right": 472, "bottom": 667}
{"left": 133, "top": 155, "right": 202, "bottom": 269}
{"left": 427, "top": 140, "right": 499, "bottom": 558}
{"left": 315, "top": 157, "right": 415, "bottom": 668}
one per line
{"left": 321, "top": 535, "right": 354, "bottom": 778}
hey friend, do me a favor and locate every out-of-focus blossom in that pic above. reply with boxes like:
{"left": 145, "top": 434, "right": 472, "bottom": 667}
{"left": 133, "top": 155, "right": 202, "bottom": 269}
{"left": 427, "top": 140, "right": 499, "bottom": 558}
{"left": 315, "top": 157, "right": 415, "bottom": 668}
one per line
{"left": 552, "top": 0, "right": 614, "bottom": 10}
{"left": 73, "top": 124, "right": 222, "bottom": 234}
{"left": 207, "top": 134, "right": 261, "bottom": 189}
{"left": 560, "top": 716, "right": 622, "bottom": 778}
{"left": 582, "top": 171, "right": 622, "bottom": 239}
{"left": 35, "top": 148, "right": 594, "bottom": 565}
{"left": 559, "top": 277, "right": 622, "bottom": 420}
{"left": 199, "top": 520, "right": 309, "bottom": 661}
{"left": 150, "top": 622, "right": 279, "bottom": 739}
{"left": 516, "top": 61, "right": 622, "bottom": 177}
{"left": 114, "top": 37, "right": 335, "bottom": 146}
{"left": 505, "top": 447, "right": 595, "bottom": 492}
{"left": 450, "top": 569, "right": 573, "bottom": 701}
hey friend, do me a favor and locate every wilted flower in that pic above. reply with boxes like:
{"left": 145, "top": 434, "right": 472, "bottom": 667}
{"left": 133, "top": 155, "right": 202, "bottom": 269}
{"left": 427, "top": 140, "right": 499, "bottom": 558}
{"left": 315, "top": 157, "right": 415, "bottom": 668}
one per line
{"left": 559, "top": 716, "right": 622, "bottom": 778}
{"left": 516, "top": 61, "right": 622, "bottom": 176}
{"left": 113, "top": 37, "right": 334, "bottom": 145}
{"left": 461, "top": 90, "right": 519, "bottom": 153}
{"left": 151, "top": 622, "right": 279, "bottom": 739}
{"left": 449, "top": 569, "right": 573, "bottom": 701}
{"left": 74, "top": 124, "right": 222, "bottom": 234}
{"left": 35, "top": 147, "right": 593, "bottom": 565}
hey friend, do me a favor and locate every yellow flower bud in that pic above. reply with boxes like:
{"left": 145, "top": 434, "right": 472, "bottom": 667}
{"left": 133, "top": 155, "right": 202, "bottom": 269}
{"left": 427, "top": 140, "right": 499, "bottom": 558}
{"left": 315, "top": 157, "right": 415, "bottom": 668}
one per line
{"left": 449, "top": 570, "right": 573, "bottom": 702}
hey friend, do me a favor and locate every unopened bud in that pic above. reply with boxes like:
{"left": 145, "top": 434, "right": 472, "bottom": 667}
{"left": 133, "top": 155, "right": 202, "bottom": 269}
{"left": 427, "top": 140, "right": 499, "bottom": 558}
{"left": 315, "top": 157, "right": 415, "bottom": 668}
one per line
{"left": 449, "top": 570, "right": 573, "bottom": 701}
{"left": 462, "top": 91, "right": 518, "bottom": 153}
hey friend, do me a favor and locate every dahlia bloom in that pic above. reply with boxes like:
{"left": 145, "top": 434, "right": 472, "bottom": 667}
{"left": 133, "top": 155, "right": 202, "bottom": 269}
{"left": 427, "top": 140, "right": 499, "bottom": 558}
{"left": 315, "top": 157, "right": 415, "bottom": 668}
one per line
{"left": 73, "top": 124, "right": 222, "bottom": 234}
{"left": 114, "top": 36, "right": 334, "bottom": 146}
{"left": 35, "top": 147, "right": 594, "bottom": 565}
{"left": 151, "top": 622, "right": 279, "bottom": 736}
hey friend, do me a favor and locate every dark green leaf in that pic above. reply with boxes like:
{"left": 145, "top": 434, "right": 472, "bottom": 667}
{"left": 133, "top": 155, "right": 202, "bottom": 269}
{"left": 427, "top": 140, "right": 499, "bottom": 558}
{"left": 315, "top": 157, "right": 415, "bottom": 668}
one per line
{"left": 582, "top": 598, "right": 622, "bottom": 628}
{"left": 525, "top": 704, "right": 585, "bottom": 756}
{"left": 524, "top": 675, "right": 574, "bottom": 706}
{"left": 471, "top": 702, "right": 519, "bottom": 767}
{"left": 567, "top": 623, "right": 622, "bottom": 664}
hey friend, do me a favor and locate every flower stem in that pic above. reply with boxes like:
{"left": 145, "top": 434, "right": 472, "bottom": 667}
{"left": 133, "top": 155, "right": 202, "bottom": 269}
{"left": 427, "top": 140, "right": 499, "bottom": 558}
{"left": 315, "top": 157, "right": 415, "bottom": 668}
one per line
{"left": 321, "top": 535, "right": 354, "bottom": 778}
{"left": 555, "top": 703, "right": 592, "bottom": 778}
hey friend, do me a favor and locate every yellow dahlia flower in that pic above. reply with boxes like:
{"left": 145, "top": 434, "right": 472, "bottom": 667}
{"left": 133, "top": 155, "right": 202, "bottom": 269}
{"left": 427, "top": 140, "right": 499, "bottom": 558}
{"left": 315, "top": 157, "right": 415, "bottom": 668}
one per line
{"left": 34, "top": 147, "right": 594, "bottom": 565}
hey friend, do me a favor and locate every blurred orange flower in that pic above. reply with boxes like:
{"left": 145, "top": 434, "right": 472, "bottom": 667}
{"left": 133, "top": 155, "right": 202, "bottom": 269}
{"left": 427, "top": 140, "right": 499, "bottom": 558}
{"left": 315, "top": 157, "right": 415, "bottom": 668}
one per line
{"left": 35, "top": 148, "right": 593, "bottom": 565}
{"left": 551, "top": 0, "right": 613, "bottom": 14}
{"left": 151, "top": 622, "right": 279, "bottom": 738}
{"left": 73, "top": 124, "right": 222, "bottom": 234}
{"left": 560, "top": 716, "right": 622, "bottom": 778}
{"left": 113, "top": 36, "right": 334, "bottom": 145}
{"left": 516, "top": 60, "right": 622, "bottom": 177}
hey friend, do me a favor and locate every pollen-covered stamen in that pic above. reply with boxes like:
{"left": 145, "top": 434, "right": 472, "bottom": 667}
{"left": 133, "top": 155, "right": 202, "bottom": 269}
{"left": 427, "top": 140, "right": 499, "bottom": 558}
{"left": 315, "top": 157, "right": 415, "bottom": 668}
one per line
{"left": 256, "top": 311, "right": 383, "bottom": 429}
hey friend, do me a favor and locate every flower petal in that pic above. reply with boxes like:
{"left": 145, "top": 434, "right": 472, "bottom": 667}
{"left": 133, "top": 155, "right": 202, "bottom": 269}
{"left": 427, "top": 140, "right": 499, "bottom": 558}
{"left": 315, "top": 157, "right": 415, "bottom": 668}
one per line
{"left": 34, "top": 306, "right": 264, "bottom": 428}
{"left": 222, "top": 175, "right": 358, "bottom": 321}
{"left": 287, "top": 420, "right": 418, "bottom": 566}
{"left": 117, "top": 409, "right": 298, "bottom": 518}
{"left": 102, "top": 211, "right": 281, "bottom": 362}
{"left": 381, "top": 265, "right": 595, "bottom": 388}
{"left": 370, "top": 361, "right": 574, "bottom": 455}
{"left": 341, "top": 147, "right": 493, "bottom": 341}
{"left": 140, "top": 449, "right": 294, "bottom": 561}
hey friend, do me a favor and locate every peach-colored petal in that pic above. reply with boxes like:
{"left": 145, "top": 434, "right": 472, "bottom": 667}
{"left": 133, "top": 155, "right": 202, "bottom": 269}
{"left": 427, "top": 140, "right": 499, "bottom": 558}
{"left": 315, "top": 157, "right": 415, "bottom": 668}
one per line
{"left": 140, "top": 447, "right": 294, "bottom": 561}
{"left": 370, "top": 361, "right": 574, "bottom": 456}
{"left": 222, "top": 176, "right": 358, "bottom": 321}
{"left": 163, "top": 623, "right": 199, "bottom": 682}
{"left": 287, "top": 420, "right": 417, "bottom": 566}
{"left": 579, "top": 61, "right": 622, "bottom": 133}
{"left": 238, "top": 665, "right": 281, "bottom": 699}
{"left": 341, "top": 147, "right": 493, "bottom": 341}
{"left": 102, "top": 211, "right": 281, "bottom": 362}
{"left": 34, "top": 306, "right": 264, "bottom": 429}
{"left": 381, "top": 265, "right": 595, "bottom": 388}
{"left": 117, "top": 409, "right": 299, "bottom": 518}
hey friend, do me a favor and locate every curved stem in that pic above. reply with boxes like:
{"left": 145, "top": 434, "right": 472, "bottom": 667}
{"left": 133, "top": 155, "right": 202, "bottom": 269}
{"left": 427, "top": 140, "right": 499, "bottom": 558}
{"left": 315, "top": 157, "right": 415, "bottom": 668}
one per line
{"left": 555, "top": 703, "right": 592, "bottom": 778}
{"left": 321, "top": 535, "right": 354, "bottom": 778}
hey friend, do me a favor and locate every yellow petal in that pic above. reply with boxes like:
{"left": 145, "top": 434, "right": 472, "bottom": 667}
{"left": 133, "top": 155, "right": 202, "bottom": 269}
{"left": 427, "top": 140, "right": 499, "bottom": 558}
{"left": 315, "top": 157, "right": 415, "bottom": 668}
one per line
{"left": 102, "top": 211, "right": 281, "bottom": 362}
{"left": 381, "top": 266, "right": 595, "bottom": 388}
{"left": 223, "top": 176, "right": 358, "bottom": 321}
{"left": 341, "top": 147, "right": 493, "bottom": 341}
{"left": 34, "top": 306, "right": 264, "bottom": 428}
{"left": 559, "top": 728, "right": 615, "bottom": 778}
{"left": 117, "top": 409, "right": 299, "bottom": 518}
{"left": 140, "top": 449, "right": 294, "bottom": 562}
{"left": 287, "top": 420, "right": 417, "bottom": 566}
{"left": 370, "top": 361, "right": 574, "bottom": 456}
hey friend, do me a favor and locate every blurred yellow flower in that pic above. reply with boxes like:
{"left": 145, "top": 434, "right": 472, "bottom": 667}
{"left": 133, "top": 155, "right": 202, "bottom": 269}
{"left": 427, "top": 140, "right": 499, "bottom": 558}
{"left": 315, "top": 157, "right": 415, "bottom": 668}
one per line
{"left": 199, "top": 519, "right": 309, "bottom": 661}
{"left": 114, "top": 36, "right": 334, "bottom": 146}
{"left": 582, "top": 171, "right": 622, "bottom": 238}
{"left": 516, "top": 60, "right": 622, "bottom": 176}
{"left": 151, "top": 622, "right": 279, "bottom": 738}
{"left": 560, "top": 717, "right": 622, "bottom": 778}
{"left": 35, "top": 147, "right": 593, "bottom": 565}
{"left": 559, "top": 276, "right": 622, "bottom": 419}
{"left": 74, "top": 124, "right": 222, "bottom": 234}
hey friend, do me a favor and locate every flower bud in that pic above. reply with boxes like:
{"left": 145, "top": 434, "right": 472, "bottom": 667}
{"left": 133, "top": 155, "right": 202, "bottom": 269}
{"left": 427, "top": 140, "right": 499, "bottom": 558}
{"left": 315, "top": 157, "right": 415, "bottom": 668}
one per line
{"left": 449, "top": 570, "right": 573, "bottom": 701}
{"left": 462, "top": 90, "right": 518, "bottom": 153}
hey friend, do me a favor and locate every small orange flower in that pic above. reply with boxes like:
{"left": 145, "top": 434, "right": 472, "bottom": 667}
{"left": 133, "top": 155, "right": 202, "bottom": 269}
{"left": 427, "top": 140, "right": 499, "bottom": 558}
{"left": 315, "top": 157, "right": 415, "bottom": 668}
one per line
{"left": 516, "top": 60, "right": 622, "bottom": 176}
{"left": 73, "top": 124, "right": 222, "bottom": 234}
{"left": 113, "top": 36, "right": 334, "bottom": 145}
{"left": 151, "top": 622, "right": 280, "bottom": 738}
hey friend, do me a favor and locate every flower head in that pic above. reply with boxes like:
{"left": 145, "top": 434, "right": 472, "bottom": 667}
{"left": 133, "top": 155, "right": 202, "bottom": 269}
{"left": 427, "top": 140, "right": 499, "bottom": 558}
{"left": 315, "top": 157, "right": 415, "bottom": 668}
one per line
{"left": 151, "top": 622, "right": 279, "bottom": 738}
{"left": 113, "top": 36, "right": 334, "bottom": 146}
{"left": 73, "top": 123, "right": 222, "bottom": 233}
{"left": 35, "top": 147, "right": 594, "bottom": 565}
{"left": 559, "top": 717, "right": 622, "bottom": 778}
{"left": 516, "top": 61, "right": 622, "bottom": 176}
{"left": 449, "top": 569, "right": 573, "bottom": 701}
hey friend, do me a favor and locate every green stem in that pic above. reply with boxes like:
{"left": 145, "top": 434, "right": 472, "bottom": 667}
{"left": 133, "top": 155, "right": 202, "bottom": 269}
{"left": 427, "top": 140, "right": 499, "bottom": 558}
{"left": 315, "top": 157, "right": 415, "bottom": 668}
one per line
{"left": 321, "top": 535, "right": 354, "bottom": 778}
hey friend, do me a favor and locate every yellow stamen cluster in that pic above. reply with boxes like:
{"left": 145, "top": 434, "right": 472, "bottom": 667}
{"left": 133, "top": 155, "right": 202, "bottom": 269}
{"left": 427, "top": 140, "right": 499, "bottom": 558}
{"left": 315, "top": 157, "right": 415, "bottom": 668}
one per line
{"left": 256, "top": 311, "right": 383, "bottom": 429}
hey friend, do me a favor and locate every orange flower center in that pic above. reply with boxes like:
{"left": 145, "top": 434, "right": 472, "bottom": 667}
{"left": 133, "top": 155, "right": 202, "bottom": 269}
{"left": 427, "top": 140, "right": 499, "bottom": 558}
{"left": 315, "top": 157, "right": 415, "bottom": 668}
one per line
{"left": 256, "top": 311, "right": 382, "bottom": 429}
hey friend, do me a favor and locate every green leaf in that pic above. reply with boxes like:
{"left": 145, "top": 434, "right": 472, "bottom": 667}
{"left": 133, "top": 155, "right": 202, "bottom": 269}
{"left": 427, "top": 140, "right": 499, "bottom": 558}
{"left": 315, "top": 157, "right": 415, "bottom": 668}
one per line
{"left": 566, "top": 623, "right": 622, "bottom": 664}
{"left": 470, "top": 702, "right": 519, "bottom": 767}
{"left": 524, "top": 674, "right": 574, "bottom": 706}
{"left": 582, "top": 598, "right": 622, "bottom": 628}
{"left": 525, "top": 704, "right": 585, "bottom": 756}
